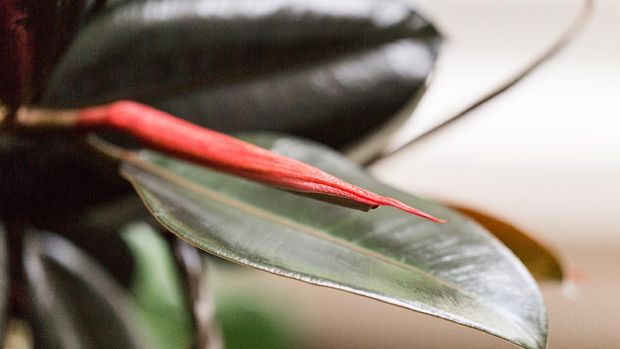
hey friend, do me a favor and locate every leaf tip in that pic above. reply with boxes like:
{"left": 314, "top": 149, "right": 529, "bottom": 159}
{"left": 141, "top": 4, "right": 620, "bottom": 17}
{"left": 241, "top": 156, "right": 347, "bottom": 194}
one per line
{"left": 382, "top": 199, "right": 446, "bottom": 223}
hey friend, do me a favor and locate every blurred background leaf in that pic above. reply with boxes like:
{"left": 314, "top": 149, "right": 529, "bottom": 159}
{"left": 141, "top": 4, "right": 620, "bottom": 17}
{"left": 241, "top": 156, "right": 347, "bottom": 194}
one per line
{"left": 23, "top": 229, "right": 151, "bottom": 349}
{"left": 121, "top": 133, "right": 547, "bottom": 349}
{"left": 121, "top": 222, "right": 193, "bottom": 349}
{"left": 215, "top": 293, "right": 298, "bottom": 349}
{"left": 448, "top": 205, "right": 564, "bottom": 282}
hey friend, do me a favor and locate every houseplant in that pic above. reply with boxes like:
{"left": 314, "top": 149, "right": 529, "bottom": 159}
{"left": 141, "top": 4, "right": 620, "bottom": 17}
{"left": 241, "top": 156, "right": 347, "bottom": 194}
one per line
{"left": 1, "top": 0, "right": 552, "bottom": 348}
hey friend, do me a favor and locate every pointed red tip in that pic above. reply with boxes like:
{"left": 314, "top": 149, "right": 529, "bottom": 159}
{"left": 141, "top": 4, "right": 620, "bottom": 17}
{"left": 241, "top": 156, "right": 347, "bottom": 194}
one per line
{"left": 372, "top": 197, "right": 446, "bottom": 223}
{"left": 388, "top": 202, "right": 447, "bottom": 223}
{"left": 76, "top": 101, "right": 447, "bottom": 224}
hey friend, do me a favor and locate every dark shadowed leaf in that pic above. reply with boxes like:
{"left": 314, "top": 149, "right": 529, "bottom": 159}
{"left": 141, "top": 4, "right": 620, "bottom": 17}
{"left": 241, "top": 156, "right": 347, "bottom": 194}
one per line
{"left": 121, "top": 133, "right": 547, "bottom": 349}
{"left": 0, "top": 133, "right": 131, "bottom": 222}
{"left": 43, "top": 0, "right": 440, "bottom": 149}
{"left": 23, "top": 230, "right": 151, "bottom": 349}
{"left": 0, "top": 0, "right": 101, "bottom": 105}
{"left": 0, "top": 222, "right": 7, "bottom": 344}
{"left": 0, "top": 134, "right": 136, "bottom": 285}
{"left": 448, "top": 205, "right": 564, "bottom": 282}
{"left": 44, "top": 195, "right": 153, "bottom": 287}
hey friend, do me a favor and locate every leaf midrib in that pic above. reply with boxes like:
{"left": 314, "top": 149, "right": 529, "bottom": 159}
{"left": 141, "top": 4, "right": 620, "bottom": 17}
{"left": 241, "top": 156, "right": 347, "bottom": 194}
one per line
{"left": 121, "top": 153, "right": 542, "bottom": 348}
{"left": 123, "top": 154, "right": 499, "bottom": 304}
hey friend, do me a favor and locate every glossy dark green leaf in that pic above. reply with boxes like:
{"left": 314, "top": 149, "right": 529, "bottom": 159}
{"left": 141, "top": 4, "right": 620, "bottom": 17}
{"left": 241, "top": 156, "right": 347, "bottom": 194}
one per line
{"left": 449, "top": 205, "right": 564, "bottom": 282}
{"left": 23, "top": 230, "right": 151, "bottom": 349}
{"left": 121, "top": 134, "right": 547, "bottom": 349}
{"left": 0, "top": 222, "right": 7, "bottom": 344}
{"left": 43, "top": 0, "right": 440, "bottom": 149}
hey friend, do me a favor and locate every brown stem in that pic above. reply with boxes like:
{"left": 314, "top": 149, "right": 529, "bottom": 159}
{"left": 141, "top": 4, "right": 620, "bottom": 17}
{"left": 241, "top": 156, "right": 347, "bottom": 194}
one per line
{"left": 0, "top": 105, "right": 8, "bottom": 128}
{"left": 15, "top": 107, "right": 78, "bottom": 129}
{"left": 173, "top": 240, "right": 223, "bottom": 349}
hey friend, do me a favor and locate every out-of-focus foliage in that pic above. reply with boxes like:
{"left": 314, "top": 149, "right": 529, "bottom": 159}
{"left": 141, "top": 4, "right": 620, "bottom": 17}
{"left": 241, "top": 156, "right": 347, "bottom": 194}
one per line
{"left": 216, "top": 294, "right": 297, "bottom": 349}
{"left": 122, "top": 222, "right": 193, "bottom": 349}
{"left": 450, "top": 205, "right": 563, "bottom": 282}
{"left": 23, "top": 231, "right": 150, "bottom": 348}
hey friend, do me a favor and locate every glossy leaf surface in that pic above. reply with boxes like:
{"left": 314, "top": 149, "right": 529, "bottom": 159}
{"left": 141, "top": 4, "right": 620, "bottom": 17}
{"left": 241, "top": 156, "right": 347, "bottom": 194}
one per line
{"left": 122, "top": 134, "right": 547, "bottom": 349}
{"left": 450, "top": 205, "right": 564, "bottom": 282}
{"left": 23, "top": 230, "right": 150, "bottom": 349}
{"left": 44, "top": 0, "right": 440, "bottom": 148}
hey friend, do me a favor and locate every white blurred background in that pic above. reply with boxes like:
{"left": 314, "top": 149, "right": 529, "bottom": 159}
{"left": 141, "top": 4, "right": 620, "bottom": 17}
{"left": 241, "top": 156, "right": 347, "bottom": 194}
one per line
{"left": 215, "top": 1, "right": 620, "bottom": 347}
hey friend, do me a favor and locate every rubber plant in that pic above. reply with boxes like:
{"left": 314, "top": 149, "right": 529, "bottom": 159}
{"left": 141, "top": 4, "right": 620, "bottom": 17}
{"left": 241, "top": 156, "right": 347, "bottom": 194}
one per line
{"left": 1, "top": 1, "right": 548, "bottom": 348}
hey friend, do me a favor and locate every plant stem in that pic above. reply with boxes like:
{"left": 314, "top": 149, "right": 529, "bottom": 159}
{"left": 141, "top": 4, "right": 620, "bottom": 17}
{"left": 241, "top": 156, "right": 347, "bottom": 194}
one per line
{"left": 15, "top": 107, "right": 78, "bottom": 128}
{"left": 364, "top": 0, "right": 594, "bottom": 167}
{"left": 173, "top": 240, "right": 223, "bottom": 349}
{"left": 0, "top": 105, "right": 8, "bottom": 127}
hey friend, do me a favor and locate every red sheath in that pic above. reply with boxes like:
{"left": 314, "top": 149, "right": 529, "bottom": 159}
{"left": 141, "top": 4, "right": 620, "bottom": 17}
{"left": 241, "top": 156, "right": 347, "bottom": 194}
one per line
{"left": 77, "top": 101, "right": 445, "bottom": 223}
